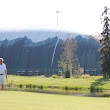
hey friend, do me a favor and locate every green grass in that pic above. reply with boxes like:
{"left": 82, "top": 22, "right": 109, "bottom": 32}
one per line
{"left": 6, "top": 75, "right": 110, "bottom": 90}
{"left": 0, "top": 91, "right": 110, "bottom": 110}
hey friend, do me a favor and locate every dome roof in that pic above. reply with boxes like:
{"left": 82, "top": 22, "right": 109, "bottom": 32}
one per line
{"left": 0, "top": 28, "right": 87, "bottom": 42}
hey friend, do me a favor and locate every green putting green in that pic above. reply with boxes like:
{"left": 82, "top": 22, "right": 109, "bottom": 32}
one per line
{"left": 0, "top": 91, "right": 110, "bottom": 110}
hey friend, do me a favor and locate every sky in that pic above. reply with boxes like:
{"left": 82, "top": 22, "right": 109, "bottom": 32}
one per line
{"left": 0, "top": 0, "right": 109, "bottom": 35}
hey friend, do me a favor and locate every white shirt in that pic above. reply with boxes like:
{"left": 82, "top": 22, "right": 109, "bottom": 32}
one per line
{"left": 0, "top": 63, "right": 6, "bottom": 74}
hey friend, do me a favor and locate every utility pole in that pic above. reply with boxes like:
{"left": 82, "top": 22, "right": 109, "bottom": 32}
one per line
{"left": 26, "top": 50, "right": 29, "bottom": 76}
{"left": 56, "top": 11, "right": 59, "bottom": 26}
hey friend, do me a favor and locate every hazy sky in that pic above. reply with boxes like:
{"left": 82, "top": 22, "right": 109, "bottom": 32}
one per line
{"left": 0, "top": 0, "right": 109, "bottom": 35}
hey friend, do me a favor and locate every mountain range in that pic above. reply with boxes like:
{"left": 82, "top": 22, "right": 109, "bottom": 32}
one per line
{"left": 0, "top": 29, "right": 100, "bottom": 75}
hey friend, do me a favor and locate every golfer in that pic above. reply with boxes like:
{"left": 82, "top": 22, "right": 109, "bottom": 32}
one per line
{"left": 0, "top": 58, "right": 7, "bottom": 90}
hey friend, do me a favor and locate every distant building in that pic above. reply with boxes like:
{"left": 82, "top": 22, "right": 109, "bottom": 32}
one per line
{"left": 85, "top": 69, "right": 96, "bottom": 75}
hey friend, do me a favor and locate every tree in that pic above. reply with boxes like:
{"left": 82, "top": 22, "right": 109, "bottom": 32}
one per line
{"left": 100, "top": 6, "right": 110, "bottom": 78}
{"left": 58, "top": 37, "right": 80, "bottom": 77}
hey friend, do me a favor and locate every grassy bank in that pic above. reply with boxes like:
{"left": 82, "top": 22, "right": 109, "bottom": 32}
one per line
{"left": 5, "top": 75, "right": 110, "bottom": 91}
{"left": 0, "top": 91, "right": 110, "bottom": 110}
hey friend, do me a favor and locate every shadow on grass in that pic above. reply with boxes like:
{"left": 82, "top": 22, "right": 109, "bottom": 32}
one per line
{"left": 90, "top": 77, "right": 110, "bottom": 92}
{"left": 91, "top": 77, "right": 110, "bottom": 86}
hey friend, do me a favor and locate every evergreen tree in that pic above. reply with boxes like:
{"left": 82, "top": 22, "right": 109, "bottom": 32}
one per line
{"left": 100, "top": 6, "right": 110, "bottom": 78}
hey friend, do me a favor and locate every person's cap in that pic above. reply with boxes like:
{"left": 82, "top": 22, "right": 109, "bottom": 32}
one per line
{"left": 0, "top": 58, "right": 4, "bottom": 62}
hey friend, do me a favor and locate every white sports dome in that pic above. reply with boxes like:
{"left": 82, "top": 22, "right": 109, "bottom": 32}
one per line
{"left": 0, "top": 27, "right": 88, "bottom": 42}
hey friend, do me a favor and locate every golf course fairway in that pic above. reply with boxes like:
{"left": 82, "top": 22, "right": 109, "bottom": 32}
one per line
{"left": 0, "top": 91, "right": 110, "bottom": 110}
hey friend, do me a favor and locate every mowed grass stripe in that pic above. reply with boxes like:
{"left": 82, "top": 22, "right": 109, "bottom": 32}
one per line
{"left": 0, "top": 91, "right": 110, "bottom": 110}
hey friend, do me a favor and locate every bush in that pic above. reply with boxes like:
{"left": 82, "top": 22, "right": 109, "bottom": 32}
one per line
{"left": 33, "top": 84, "right": 37, "bottom": 88}
{"left": 19, "top": 84, "right": 23, "bottom": 88}
{"left": 52, "top": 74, "right": 59, "bottom": 78}
{"left": 38, "top": 85, "right": 43, "bottom": 89}
{"left": 26, "top": 84, "right": 32, "bottom": 88}
{"left": 63, "top": 86, "right": 69, "bottom": 90}
{"left": 65, "top": 70, "right": 71, "bottom": 78}
{"left": 58, "top": 70, "right": 63, "bottom": 76}
{"left": 90, "top": 86, "right": 103, "bottom": 92}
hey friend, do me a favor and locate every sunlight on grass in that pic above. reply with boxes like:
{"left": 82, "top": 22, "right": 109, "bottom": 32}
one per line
{"left": 0, "top": 91, "right": 110, "bottom": 110}
{"left": 6, "top": 75, "right": 110, "bottom": 90}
